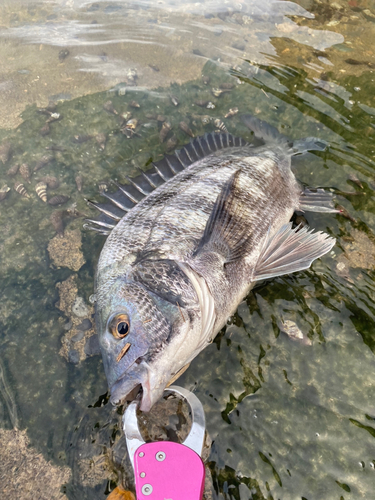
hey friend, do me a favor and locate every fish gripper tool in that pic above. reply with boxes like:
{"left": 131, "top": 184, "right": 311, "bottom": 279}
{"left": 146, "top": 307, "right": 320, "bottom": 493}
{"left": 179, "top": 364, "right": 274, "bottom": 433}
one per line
{"left": 123, "top": 385, "right": 206, "bottom": 500}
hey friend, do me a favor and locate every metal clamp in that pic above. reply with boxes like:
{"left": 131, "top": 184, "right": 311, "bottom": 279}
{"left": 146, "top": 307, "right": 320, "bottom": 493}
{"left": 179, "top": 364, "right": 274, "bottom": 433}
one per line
{"left": 123, "top": 385, "right": 206, "bottom": 468}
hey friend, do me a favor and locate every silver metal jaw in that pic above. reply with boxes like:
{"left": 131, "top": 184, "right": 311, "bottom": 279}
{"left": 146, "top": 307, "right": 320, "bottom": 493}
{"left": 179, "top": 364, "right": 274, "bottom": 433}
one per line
{"left": 123, "top": 385, "right": 206, "bottom": 468}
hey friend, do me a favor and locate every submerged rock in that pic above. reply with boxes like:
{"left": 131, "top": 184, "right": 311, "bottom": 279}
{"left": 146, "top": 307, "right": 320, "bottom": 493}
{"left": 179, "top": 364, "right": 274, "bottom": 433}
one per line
{"left": 47, "top": 229, "right": 85, "bottom": 271}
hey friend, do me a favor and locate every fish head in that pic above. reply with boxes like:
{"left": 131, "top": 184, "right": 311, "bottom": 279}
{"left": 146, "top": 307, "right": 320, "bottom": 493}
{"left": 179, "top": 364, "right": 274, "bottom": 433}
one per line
{"left": 95, "top": 274, "right": 201, "bottom": 412}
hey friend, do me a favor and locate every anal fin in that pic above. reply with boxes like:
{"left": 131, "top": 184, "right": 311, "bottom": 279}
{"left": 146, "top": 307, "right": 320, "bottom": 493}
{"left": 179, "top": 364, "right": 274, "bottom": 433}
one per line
{"left": 253, "top": 223, "right": 335, "bottom": 281}
{"left": 299, "top": 188, "right": 339, "bottom": 213}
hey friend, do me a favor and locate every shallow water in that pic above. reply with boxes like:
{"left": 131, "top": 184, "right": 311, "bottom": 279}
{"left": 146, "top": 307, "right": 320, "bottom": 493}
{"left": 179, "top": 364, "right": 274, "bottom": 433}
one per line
{"left": 0, "top": 1, "right": 375, "bottom": 499}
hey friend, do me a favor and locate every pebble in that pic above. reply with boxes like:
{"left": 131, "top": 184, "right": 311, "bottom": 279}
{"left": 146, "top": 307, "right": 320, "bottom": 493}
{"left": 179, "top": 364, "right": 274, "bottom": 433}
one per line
{"left": 77, "top": 318, "right": 92, "bottom": 331}
{"left": 71, "top": 331, "right": 85, "bottom": 343}
{"left": 72, "top": 296, "right": 90, "bottom": 318}
{"left": 84, "top": 335, "right": 101, "bottom": 357}
{"left": 68, "top": 349, "right": 80, "bottom": 364}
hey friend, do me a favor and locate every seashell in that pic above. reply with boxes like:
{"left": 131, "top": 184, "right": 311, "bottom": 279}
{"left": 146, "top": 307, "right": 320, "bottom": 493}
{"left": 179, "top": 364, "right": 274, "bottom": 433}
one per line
{"left": 75, "top": 174, "right": 83, "bottom": 192}
{"left": 194, "top": 100, "right": 209, "bottom": 108}
{"left": 202, "top": 75, "right": 210, "bottom": 85}
{"left": 220, "top": 82, "right": 235, "bottom": 90}
{"left": 35, "top": 182, "right": 47, "bottom": 202}
{"left": 34, "top": 154, "right": 53, "bottom": 172}
{"left": 41, "top": 176, "right": 59, "bottom": 189}
{"left": 46, "top": 112, "right": 61, "bottom": 123}
{"left": 159, "top": 121, "right": 171, "bottom": 143}
{"left": 336, "top": 205, "right": 356, "bottom": 222}
{"left": 126, "top": 118, "right": 138, "bottom": 130}
{"left": 166, "top": 134, "right": 178, "bottom": 151}
{"left": 211, "top": 87, "right": 231, "bottom": 97}
{"left": 157, "top": 114, "right": 166, "bottom": 122}
{"left": 170, "top": 95, "right": 179, "bottom": 106}
{"left": 126, "top": 68, "right": 138, "bottom": 86}
{"left": 40, "top": 123, "right": 50, "bottom": 136}
{"left": 98, "top": 181, "right": 109, "bottom": 193}
{"left": 103, "top": 100, "right": 118, "bottom": 115}
{"left": 19, "top": 163, "right": 31, "bottom": 183}
{"left": 7, "top": 163, "right": 19, "bottom": 176}
{"left": 121, "top": 111, "right": 132, "bottom": 121}
{"left": 224, "top": 107, "right": 239, "bottom": 118}
{"left": 348, "top": 173, "right": 363, "bottom": 189}
{"left": 206, "top": 101, "right": 215, "bottom": 109}
{"left": 14, "top": 182, "right": 29, "bottom": 198}
{"left": 214, "top": 119, "right": 228, "bottom": 132}
{"left": 50, "top": 210, "right": 64, "bottom": 237}
{"left": 48, "top": 195, "right": 70, "bottom": 206}
{"left": 129, "top": 100, "right": 140, "bottom": 108}
{"left": 72, "top": 134, "right": 92, "bottom": 144}
{"left": 179, "top": 121, "right": 194, "bottom": 137}
{"left": 0, "top": 186, "right": 10, "bottom": 202}
{"left": 0, "top": 141, "right": 11, "bottom": 164}
{"left": 95, "top": 133, "right": 107, "bottom": 150}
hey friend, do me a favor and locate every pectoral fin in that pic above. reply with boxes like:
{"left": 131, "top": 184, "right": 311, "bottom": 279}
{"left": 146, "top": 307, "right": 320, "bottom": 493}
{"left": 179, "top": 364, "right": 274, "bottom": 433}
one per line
{"left": 299, "top": 188, "right": 339, "bottom": 213}
{"left": 253, "top": 223, "right": 335, "bottom": 281}
{"left": 193, "top": 170, "right": 250, "bottom": 263}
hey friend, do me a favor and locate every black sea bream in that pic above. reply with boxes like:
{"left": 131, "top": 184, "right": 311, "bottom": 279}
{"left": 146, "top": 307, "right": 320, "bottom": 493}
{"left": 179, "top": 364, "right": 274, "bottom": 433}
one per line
{"left": 87, "top": 116, "right": 337, "bottom": 411}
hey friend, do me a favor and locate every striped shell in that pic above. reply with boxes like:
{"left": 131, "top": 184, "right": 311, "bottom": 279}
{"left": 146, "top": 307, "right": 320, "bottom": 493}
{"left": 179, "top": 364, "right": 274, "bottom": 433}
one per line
{"left": 14, "top": 182, "right": 29, "bottom": 198}
{"left": 35, "top": 182, "right": 48, "bottom": 202}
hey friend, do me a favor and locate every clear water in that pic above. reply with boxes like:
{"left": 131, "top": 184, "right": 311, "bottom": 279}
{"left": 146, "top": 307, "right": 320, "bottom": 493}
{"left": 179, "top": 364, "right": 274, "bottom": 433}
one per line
{"left": 0, "top": 1, "right": 375, "bottom": 499}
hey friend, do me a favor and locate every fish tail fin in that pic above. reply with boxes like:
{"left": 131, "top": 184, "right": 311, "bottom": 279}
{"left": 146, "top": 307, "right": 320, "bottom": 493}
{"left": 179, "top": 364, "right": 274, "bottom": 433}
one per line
{"left": 241, "top": 114, "right": 328, "bottom": 155}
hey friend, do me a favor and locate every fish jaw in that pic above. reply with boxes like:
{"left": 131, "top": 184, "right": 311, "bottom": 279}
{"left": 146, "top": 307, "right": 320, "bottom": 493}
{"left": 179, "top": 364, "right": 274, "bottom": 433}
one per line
{"left": 109, "top": 360, "right": 168, "bottom": 412}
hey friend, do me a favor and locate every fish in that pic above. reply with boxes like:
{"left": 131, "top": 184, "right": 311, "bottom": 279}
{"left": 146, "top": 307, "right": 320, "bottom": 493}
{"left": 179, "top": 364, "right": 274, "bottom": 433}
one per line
{"left": 87, "top": 115, "right": 337, "bottom": 412}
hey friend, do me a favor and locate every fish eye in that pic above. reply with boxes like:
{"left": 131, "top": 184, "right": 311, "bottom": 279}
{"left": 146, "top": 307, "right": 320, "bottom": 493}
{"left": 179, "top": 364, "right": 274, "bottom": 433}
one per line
{"left": 109, "top": 314, "right": 130, "bottom": 339}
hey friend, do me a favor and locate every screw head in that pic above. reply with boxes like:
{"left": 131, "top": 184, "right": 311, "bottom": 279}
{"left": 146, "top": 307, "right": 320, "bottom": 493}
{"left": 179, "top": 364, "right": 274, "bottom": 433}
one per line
{"left": 140, "top": 472, "right": 146, "bottom": 478}
{"left": 141, "top": 484, "right": 153, "bottom": 495}
{"left": 155, "top": 451, "right": 166, "bottom": 462}
{"left": 139, "top": 451, "right": 144, "bottom": 458}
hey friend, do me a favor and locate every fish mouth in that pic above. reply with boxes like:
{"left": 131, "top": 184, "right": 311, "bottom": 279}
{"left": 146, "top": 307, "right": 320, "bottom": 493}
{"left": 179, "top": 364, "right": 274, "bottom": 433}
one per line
{"left": 109, "top": 361, "right": 167, "bottom": 412}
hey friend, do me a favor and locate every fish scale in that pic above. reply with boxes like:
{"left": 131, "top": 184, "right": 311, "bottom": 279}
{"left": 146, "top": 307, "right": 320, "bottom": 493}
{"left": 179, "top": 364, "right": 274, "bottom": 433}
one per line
{"left": 90, "top": 118, "right": 337, "bottom": 412}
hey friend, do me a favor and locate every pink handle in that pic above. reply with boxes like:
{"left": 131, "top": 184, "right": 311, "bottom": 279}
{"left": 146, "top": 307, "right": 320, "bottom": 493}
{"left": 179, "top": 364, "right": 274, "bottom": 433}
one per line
{"left": 134, "top": 441, "right": 205, "bottom": 500}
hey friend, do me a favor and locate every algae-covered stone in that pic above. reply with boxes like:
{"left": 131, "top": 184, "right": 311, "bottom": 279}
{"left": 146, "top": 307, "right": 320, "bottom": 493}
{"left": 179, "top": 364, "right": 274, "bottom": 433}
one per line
{"left": 56, "top": 275, "right": 96, "bottom": 364}
{"left": 48, "top": 229, "right": 85, "bottom": 271}
{"left": 0, "top": 428, "right": 71, "bottom": 500}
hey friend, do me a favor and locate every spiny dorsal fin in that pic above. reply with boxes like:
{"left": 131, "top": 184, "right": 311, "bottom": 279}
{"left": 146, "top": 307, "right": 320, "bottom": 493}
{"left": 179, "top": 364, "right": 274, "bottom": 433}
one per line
{"left": 242, "top": 114, "right": 328, "bottom": 156}
{"left": 85, "top": 132, "right": 248, "bottom": 234}
{"left": 193, "top": 170, "right": 250, "bottom": 264}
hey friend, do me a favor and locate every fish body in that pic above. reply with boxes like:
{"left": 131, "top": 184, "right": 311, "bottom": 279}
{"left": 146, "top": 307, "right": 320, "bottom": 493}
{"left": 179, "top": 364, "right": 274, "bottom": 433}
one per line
{"left": 92, "top": 116, "right": 336, "bottom": 411}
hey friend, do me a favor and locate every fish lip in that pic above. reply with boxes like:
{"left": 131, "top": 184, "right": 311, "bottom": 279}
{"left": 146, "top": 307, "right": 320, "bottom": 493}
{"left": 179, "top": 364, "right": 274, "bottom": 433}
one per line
{"left": 109, "top": 361, "right": 165, "bottom": 412}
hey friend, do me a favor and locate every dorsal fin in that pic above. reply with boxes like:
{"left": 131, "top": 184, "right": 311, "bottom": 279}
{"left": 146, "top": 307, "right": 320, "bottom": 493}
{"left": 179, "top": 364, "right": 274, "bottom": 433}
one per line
{"left": 85, "top": 132, "right": 248, "bottom": 234}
